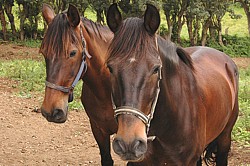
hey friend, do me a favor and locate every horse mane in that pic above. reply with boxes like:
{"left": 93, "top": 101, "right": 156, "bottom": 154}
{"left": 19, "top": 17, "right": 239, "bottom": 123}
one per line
{"left": 157, "top": 36, "right": 194, "bottom": 70}
{"left": 176, "top": 47, "right": 194, "bottom": 70}
{"left": 107, "top": 17, "right": 158, "bottom": 65}
{"left": 40, "top": 13, "right": 81, "bottom": 59}
{"left": 106, "top": 17, "right": 193, "bottom": 70}
{"left": 40, "top": 14, "right": 112, "bottom": 60}
{"left": 82, "top": 17, "right": 112, "bottom": 42}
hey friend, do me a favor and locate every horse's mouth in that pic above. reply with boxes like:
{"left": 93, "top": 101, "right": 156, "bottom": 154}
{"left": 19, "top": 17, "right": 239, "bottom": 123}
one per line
{"left": 119, "top": 153, "right": 144, "bottom": 162}
{"left": 41, "top": 108, "right": 67, "bottom": 123}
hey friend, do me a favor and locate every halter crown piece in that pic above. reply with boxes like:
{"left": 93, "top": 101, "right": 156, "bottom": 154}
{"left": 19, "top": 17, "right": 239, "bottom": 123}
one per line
{"left": 45, "top": 26, "right": 91, "bottom": 103}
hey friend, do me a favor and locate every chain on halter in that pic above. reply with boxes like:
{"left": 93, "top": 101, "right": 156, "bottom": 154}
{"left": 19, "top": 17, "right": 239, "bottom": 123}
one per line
{"left": 45, "top": 26, "right": 91, "bottom": 103}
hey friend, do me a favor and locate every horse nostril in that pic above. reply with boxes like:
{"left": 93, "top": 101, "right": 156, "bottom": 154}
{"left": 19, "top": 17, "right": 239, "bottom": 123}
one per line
{"left": 132, "top": 139, "right": 147, "bottom": 158}
{"left": 113, "top": 138, "right": 126, "bottom": 155}
{"left": 52, "top": 108, "right": 66, "bottom": 122}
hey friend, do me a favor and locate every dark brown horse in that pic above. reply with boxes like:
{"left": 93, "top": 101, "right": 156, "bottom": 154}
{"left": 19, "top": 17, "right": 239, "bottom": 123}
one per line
{"left": 40, "top": 4, "right": 117, "bottom": 165}
{"left": 106, "top": 4, "right": 239, "bottom": 165}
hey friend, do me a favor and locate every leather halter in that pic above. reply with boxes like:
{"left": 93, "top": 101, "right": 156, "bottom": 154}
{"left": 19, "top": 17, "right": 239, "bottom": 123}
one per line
{"left": 45, "top": 26, "right": 91, "bottom": 102}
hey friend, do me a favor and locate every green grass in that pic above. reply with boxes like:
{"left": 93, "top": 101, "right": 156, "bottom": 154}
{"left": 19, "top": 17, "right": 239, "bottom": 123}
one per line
{"left": 12, "top": 39, "right": 42, "bottom": 48}
{"left": 222, "top": 6, "right": 249, "bottom": 37}
{"left": 0, "top": 59, "right": 83, "bottom": 110}
{"left": 232, "top": 67, "right": 250, "bottom": 146}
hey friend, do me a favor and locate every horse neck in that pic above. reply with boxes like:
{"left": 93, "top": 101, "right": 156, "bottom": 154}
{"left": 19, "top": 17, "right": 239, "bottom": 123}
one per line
{"left": 152, "top": 54, "right": 200, "bottom": 137}
{"left": 82, "top": 23, "right": 113, "bottom": 99}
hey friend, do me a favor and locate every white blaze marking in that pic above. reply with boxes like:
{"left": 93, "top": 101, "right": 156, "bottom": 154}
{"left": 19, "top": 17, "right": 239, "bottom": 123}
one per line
{"left": 129, "top": 57, "right": 136, "bottom": 63}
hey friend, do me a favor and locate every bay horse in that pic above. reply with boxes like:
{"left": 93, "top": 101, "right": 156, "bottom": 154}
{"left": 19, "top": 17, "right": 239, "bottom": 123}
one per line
{"left": 106, "top": 3, "right": 239, "bottom": 165}
{"left": 40, "top": 4, "right": 117, "bottom": 165}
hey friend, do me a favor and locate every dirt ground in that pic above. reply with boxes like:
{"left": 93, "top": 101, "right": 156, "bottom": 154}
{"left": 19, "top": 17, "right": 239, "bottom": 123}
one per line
{"left": 0, "top": 43, "right": 249, "bottom": 165}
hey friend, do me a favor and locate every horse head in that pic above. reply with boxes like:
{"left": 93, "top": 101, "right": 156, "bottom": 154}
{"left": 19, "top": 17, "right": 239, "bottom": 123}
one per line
{"left": 107, "top": 3, "right": 161, "bottom": 161}
{"left": 40, "top": 4, "right": 89, "bottom": 123}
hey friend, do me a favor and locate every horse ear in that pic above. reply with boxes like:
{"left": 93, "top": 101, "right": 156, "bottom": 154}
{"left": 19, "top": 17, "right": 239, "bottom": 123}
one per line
{"left": 42, "top": 3, "right": 55, "bottom": 25}
{"left": 67, "top": 4, "right": 80, "bottom": 27}
{"left": 144, "top": 4, "right": 160, "bottom": 35}
{"left": 107, "top": 3, "right": 122, "bottom": 33}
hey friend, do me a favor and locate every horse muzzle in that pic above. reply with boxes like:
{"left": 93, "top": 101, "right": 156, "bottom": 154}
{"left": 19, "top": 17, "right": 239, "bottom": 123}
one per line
{"left": 112, "top": 136, "right": 147, "bottom": 162}
{"left": 41, "top": 107, "right": 68, "bottom": 123}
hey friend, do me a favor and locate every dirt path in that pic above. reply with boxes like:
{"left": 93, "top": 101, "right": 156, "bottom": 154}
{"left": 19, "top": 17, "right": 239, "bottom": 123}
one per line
{"left": 0, "top": 43, "right": 249, "bottom": 165}
{"left": 0, "top": 78, "right": 126, "bottom": 166}
{"left": 0, "top": 79, "right": 249, "bottom": 166}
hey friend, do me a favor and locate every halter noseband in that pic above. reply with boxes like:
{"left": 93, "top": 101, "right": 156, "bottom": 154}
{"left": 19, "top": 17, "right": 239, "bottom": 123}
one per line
{"left": 45, "top": 26, "right": 91, "bottom": 103}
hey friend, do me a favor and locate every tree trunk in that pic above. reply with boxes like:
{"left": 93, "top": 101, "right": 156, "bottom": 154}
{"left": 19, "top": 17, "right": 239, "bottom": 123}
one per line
{"left": 165, "top": 12, "right": 172, "bottom": 39}
{"left": 201, "top": 18, "right": 211, "bottom": 46}
{"left": 217, "top": 18, "right": 224, "bottom": 46}
{"left": 238, "top": 0, "right": 250, "bottom": 36}
{"left": 247, "top": 12, "right": 250, "bottom": 36}
{"left": 177, "top": 15, "right": 184, "bottom": 44}
{"left": 186, "top": 16, "right": 195, "bottom": 46}
{"left": 96, "top": 9, "right": 104, "bottom": 24}
{"left": 33, "top": 16, "right": 38, "bottom": 40}
{"left": 209, "top": 25, "right": 216, "bottom": 43}
{"left": 0, "top": 4, "right": 7, "bottom": 40}
{"left": 4, "top": 2, "right": 16, "bottom": 37}
{"left": 193, "top": 18, "right": 200, "bottom": 46}
{"left": 18, "top": 3, "right": 27, "bottom": 41}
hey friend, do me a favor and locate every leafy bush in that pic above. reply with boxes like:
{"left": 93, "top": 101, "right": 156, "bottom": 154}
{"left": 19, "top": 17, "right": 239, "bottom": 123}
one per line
{"left": 207, "top": 35, "right": 250, "bottom": 57}
{"left": 180, "top": 35, "right": 250, "bottom": 58}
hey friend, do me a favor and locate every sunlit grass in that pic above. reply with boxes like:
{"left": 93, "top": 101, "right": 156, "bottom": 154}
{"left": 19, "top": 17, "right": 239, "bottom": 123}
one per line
{"left": 232, "top": 67, "right": 250, "bottom": 145}
{"left": 222, "top": 6, "right": 248, "bottom": 37}
{"left": 0, "top": 59, "right": 83, "bottom": 110}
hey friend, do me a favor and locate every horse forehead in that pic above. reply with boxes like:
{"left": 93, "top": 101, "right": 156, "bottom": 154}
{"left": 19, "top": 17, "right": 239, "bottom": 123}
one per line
{"left": 128, "top": 57, "right": 136, "bottom": 63}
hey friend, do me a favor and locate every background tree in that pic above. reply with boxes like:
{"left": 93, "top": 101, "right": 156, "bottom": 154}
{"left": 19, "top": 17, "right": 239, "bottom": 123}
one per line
{"left": 162, "top": 0, "right": 188, "bottom": 43}
{"left": 16, "top": 0, "right": 42, "bottom": 40}
{"left": 88, "top": 0, "right": 110, "bottom": 23}
{"left": 200, "top": 0, "right": 240, "bottom": 46}
{"left": 186, "top": 0, "right": 207, "bottom": 46}
{"left": 236, "top": 0, "right": 250, "bottom": 35}
{"left": 0, "top": 0, "right": 248, "bottom": 50}
{"left": 0, "top": 0, "right": 7, "bottom": 40}
{"left": 118, "top": 0, "right": 161, "bottom": 19}
{"left": 4, "top": 0, "right": 16, "bottom": 38}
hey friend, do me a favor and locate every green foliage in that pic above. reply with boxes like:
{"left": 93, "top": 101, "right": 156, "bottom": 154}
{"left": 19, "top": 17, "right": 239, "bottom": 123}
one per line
{"left": 206, "top": 36, "right": 250, "bottom": 57}
{"left": 118, "top": 0, "right": 162, "bottom": 18}
{"left": 232, "top": 67, "right": 250, "bottom": 145}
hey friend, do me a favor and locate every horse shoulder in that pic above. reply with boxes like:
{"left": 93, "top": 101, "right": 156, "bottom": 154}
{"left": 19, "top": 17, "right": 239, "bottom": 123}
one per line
{"left": 185, "top": 46, "right": 238, "bottom": 143}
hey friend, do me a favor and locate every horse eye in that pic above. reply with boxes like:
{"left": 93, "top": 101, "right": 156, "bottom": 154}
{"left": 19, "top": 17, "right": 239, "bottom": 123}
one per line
{"left": 69, "top": 50, "right": 77, "bottom": 57}
{"left": 107, "top": 65, "right": 113, "bottom": 74}
{"left": 153, "top": 66, "right": 160, "bottom": 74}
